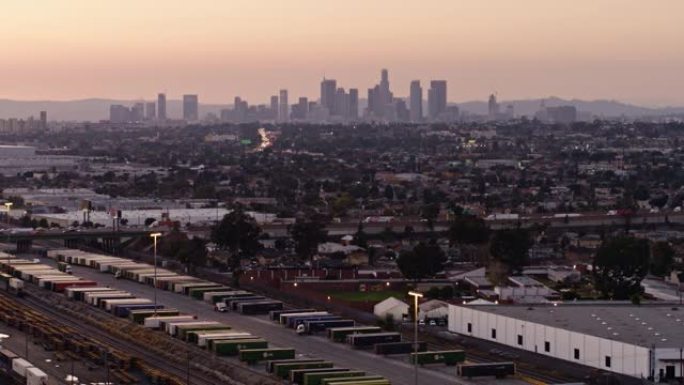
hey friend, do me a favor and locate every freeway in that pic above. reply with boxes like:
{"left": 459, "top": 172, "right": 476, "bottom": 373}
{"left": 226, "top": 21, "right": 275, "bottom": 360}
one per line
{"left": 33, "top": 255, "right": 524, "bottom": 385}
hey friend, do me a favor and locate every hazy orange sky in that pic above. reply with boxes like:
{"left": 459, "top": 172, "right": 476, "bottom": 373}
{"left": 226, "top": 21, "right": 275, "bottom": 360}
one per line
{"left": 1, "top": 0, "right": 683, "bottom": 105}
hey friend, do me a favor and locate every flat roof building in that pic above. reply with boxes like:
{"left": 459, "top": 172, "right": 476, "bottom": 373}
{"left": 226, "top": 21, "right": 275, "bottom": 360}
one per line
{"left": 449, "top": 303, "right": 684, "bottom": 382}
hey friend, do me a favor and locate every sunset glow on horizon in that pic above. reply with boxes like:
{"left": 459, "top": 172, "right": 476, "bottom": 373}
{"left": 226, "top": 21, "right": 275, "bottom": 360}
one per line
{"left": 1, "top": 0, "right": 683, "bottom": 105}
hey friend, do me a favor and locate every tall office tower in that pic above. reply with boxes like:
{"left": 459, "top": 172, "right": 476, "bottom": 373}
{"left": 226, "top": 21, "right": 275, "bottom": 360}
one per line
{"left": 379, "top": 68, "right": 391, "bottom": 106}
{"left": 366, "top": 69, "right": 394, "bottom": 119}
{"left": 320, "top": 78, "right": 337, "bottom": 114}
{"left": 183, "top": 94, "right": 199, "bottom": 121}
{"left": 157, "top": 93, "right": 166, "bottom": 121}
{"left": 334, "top": 88, "right": 349, "bottom": 119}
{"left": 39, "top": 111, "right": 47, "bottom": 129}
{"left": 428, "top": 80, "right": 447, "bottom": 120}
{"left": 109, "top": 105, "right": 131, "bottom": 123}
{"left": 291, "top": 97, "right": 309, "bottom": 120}
{"left": 348, "top": 88, "right": 359, "bottom": 120}
{"left": 409, "top": 80, "right": 423, "bottom": 122}
{"left": 395, "top": 99, "right": 409, "bottom": 122}
{"left": 278, "top": 89, "right": 289, "bottom": 122}
{"left": 145, "top": 102, "right": 156, "bottom": 120}
{"left": 270, "top": 95, "right": 279, "bottom": 117}
{"left": 131, "top": 102, "right": 145, "bottom": 121}
{"left": 488, "top": 94, "right": 499, "bottom": 120}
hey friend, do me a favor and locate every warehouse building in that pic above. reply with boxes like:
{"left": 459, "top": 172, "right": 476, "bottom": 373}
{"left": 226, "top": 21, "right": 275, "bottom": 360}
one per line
{"left": 448, "top": 303, "right": 684, "bottom": 382}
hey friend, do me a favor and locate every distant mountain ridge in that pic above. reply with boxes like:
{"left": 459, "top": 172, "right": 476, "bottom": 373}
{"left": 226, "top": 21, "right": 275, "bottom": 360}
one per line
{"left": 456, "top": 97, "right": 684, "bottom": 118}
{"left": 0, "top": 97, "right": 683, "bottom": 121}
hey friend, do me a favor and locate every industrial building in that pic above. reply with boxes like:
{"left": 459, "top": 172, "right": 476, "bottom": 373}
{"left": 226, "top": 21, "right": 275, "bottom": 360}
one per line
{"left": 448, "top": 303, "right": 684, "bottom": 382}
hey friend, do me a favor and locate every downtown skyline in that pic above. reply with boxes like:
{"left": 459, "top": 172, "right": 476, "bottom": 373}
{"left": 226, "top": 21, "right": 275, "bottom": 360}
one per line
{"left": 0, "top": 0, "right": 683, "bottom": 106}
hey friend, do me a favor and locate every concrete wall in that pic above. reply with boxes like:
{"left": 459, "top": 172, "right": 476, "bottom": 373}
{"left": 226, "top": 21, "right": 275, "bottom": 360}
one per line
{"left": 448, "top": 305, "right": 651, "bottom": 379}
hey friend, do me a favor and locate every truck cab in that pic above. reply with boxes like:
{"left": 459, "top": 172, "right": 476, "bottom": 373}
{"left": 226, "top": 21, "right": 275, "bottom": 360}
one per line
{"left": 214, "top": 302, "right": 228, "bottom": 312}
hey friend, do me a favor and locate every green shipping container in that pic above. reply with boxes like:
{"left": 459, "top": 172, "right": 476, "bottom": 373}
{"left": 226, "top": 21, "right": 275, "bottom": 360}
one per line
{"left": 267, "top": 358, "right": 323, "bottom": 373}
{"left": 189, "top": 286, "right": 231, "bottom": 300}
{"left": 290, "top": 368, "right": 350, "bottom": 384}
{"left": 274, "top": 361, "right": 333, "bottom": 379}
{"left": 303, "top": 371, "right": 365, "bottom": 385}
{"left": 239, "top": 348, "right": 295, "bottom": 364}
{"left": 328, "top": 327, "right": 381, "bottom": 343}
{"left": 326, "top": 380, "right": 390, "bottom": 385}
{"left": 410, "top": 350, "right": 465, "bottom": 366}
{"left": 321, "top": 376, "right": 386, "bottom": 385}
{"left": 186, "top": 328, "right": 234, "bottom": 344}
{"left": 129, "top": 308, "right": 179, "bottom": 323}
{"left": 177, "top": 324, "right": 231, "bottom": 341}
{"left": 213, "top": 339, "right": 268, "bottom": 356}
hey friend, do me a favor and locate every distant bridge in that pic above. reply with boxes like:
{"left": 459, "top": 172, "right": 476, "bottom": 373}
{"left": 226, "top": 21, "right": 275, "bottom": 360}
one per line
{"left": 0, "top": 228, "right": 162, "bottom": 252}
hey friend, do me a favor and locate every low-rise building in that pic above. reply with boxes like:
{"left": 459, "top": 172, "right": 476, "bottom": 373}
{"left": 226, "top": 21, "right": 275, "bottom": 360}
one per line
{"left": 448, "top": 303, "right": 684, "bottom": 382}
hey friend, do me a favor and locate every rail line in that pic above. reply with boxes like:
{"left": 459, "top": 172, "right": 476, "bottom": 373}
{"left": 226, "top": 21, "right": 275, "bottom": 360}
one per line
{"left": 1, "top": 287, "right": 268, "bottom": 385}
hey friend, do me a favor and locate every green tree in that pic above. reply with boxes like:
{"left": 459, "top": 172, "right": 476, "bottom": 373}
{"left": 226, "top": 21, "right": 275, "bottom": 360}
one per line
{"left": 593, "top": 236, "right": 650, "bottom": 300}
{"left": 650, "top": 241, "right": 675, "bottom": 277}
{"left": 420, "top": 203, "right": 440, "bottom": 229}
{"left": 177, "top": 237, "right": 208, "bottom": 273}
{"left": 448, "top": 215, "right": 490, "bottom": 245}
{"left": 290, "top": 217, "right": 328, "bottom": 263}
{"left": 211, "top": 206, "right": 262, "bottom": 276}
{"left": 489, "top": 229, "right": 532, "bottom": 273}
{"left": 396, "top": 240, "right": 446, "bottom": 281}
{"left": 384, "top": 184, "right": 394, "bottom": 201}
{"left": 353, "top": 222, "right": 368, "bottom": 249}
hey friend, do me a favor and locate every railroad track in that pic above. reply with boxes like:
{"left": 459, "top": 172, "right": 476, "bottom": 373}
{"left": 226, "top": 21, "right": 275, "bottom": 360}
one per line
{"left": 413, "top": 330, "right": 577, "bottom": 385}
{"left": 24, "top": 294, "right": 222, "bottom": 385}
{"left": 6, "top": 291, "right": 218, "bottom": 385}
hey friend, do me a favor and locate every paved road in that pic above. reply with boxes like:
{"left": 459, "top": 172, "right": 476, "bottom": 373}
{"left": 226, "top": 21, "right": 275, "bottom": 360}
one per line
{"left": 34, "top": 256, "right": 524, "bottom": 385}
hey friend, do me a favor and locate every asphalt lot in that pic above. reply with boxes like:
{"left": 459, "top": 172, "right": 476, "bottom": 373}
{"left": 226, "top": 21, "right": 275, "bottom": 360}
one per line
{"left": 32, "top": 255, "right": 526, "bottom": 385}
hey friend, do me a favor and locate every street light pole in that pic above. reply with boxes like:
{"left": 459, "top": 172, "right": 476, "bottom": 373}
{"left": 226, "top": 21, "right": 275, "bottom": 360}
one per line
{"left": 150, "top": 232, "right": 162, "bottom": 316}
{"left": 408, "top": 291, "right": 423, "bottom": 385}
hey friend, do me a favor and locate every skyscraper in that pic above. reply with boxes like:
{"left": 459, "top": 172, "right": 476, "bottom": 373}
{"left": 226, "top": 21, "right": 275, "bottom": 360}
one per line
{"left": 348, "top": 88, "right": 359, "bottom": 120}
{"left": 279, "top": 89, "right": 289, "bottom": 122}
{"left": 320, "top": 78, "right": 337, "bottom": 115}
{"left": 131, "top": 102, "right": 145, "bottom": 121}
{"left": 157, "top": 93, "right": 166, "bottom": 121}
{"left": 488, "top": 94, "right": 499, "bottom": 120}
{"left": 334, "top": 88, "right": 349, "bottom": 120}
{"left": 183, "top": 94, "right": 199, "bottom": 121}
{"left": 409, "top": 80, "right": 423, "bottom": 122}
{"left": 428, "top": 80, "right": 447, "bottom": 120}
{"left": 145, "top": 102, "right": 156, "bottom": 121}
{"left": 270, "top": 95, "right": 279, "bottom": 118}
{"left": 366, "top": 69, "right": 395, "bottom": 119}
{"left": 39, "top": 111, "right": 47, "bottom": 129}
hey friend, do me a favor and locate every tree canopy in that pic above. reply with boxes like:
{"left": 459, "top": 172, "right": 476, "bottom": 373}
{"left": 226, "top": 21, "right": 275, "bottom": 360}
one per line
{"left": 448, "top": 215, "right": 490, "bottom": 245}
{"left": 396, "top": 240, "right": 446, "bottom": 280}
{"left": 489, "top": 228, "right": 532, "bottom": 273}
{"left": 649, "top": 241, "right": 675, "bottom": 277}
{"left": 290, "top": 217, "right": 328, "bottom": 262}
{"left": 593, "top": 236, "right": 650, "bottom": 300}
{"left": 211, "top": 206, "right": 262, "bottom": 272}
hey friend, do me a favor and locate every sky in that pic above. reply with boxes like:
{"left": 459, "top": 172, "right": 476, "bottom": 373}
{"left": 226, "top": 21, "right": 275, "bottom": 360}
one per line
{"left": 1, "top": 0, "right": 683, "bottom": 106}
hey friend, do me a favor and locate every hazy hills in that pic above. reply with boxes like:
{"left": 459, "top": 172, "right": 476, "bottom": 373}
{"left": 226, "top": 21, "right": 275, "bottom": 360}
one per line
{"left": 458, "top": 97, "right": 684, "bottom": 118}
{"left": 1, "top": 97, "right": 683, "bottom": 121}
